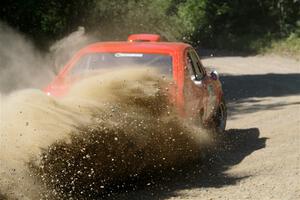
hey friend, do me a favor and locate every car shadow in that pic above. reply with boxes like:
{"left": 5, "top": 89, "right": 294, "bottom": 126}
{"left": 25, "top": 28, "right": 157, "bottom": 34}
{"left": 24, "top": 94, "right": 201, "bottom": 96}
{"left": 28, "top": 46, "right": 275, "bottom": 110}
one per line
{"left": 102, "top": 128, "right": 267, "bottom": 200}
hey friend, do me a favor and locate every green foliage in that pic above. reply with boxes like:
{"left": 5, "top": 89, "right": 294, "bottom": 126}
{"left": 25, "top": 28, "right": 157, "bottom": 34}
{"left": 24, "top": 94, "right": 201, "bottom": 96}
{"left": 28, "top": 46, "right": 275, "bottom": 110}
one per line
{"left": 177, "top": 0, "right": 299, "bottom": 48}
{"left": 263, "top": 32, "right": 300, "bottom": 58}
{"left": 0, "top": 0, "right": 299, "bottom": 53}
{"left": 85, "top": 0, "right": 181, "bottom": 41}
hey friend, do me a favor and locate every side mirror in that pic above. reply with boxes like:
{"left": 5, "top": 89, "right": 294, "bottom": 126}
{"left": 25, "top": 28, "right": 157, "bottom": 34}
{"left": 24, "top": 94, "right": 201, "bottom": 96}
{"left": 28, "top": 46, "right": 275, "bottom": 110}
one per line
{"left": 210, "top": 70, "right": 219, "bottom": 80}
{"left": 190, "top": 74, "right": 196, "bottom": 81}
{"left": 191, "top": 75, "right": 202, "bottom": 86}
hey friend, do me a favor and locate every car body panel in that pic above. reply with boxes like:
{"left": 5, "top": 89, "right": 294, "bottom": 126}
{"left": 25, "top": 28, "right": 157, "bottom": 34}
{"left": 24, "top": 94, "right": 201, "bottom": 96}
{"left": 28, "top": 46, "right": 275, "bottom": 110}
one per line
{"left": 44, "top": 36, "right": 223, "bottom": 125}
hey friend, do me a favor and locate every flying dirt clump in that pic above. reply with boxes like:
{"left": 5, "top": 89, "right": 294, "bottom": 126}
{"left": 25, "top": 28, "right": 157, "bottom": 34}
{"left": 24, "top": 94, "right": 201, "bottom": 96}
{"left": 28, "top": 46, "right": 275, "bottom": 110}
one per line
{"left": 0, "top": 69, "right": 214, "bottom": 199}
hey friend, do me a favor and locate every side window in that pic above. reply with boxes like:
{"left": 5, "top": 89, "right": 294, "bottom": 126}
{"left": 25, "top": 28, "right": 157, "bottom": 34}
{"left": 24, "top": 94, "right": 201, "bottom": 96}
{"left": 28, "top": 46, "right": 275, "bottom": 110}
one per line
{"left": 70, "top": 55, "right": 91, "bottom": 75}
{"left": 69, "top": 54, "right": 95, "bottom": 75}
{"left": 186, "top": 53, "right": 196, "bottom": 78}
{"left": 188, "top": 49, "right": 205, "bottom": 80}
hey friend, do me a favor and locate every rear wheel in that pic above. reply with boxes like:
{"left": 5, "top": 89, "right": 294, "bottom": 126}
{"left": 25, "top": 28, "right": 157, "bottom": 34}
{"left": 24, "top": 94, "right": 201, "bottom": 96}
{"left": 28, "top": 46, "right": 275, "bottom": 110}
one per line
{"left": 213, "top": 97, "right": 227, "bottom": 134}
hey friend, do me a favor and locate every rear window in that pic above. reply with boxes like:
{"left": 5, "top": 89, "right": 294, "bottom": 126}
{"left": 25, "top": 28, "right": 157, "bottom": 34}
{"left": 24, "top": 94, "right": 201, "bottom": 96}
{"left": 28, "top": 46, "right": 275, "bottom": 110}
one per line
{"left": 70, "top": 53, "right": 173, "bottom": 75}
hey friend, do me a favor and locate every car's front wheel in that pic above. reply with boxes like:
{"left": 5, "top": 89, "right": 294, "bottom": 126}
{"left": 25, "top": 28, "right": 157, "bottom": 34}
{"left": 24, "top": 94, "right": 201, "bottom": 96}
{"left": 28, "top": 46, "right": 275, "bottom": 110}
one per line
{"left": 213, "top": 97, "right": 227, "bottom": 134}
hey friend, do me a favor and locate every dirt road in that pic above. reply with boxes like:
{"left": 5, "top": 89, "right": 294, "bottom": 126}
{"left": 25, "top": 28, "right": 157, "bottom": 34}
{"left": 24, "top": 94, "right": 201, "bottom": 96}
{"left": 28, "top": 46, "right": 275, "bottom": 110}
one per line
{"left": 110, "top": 55, "right": 300, "bottom": 200}
{"left": 1, "top": 55, "right": 298, "bottom": 200}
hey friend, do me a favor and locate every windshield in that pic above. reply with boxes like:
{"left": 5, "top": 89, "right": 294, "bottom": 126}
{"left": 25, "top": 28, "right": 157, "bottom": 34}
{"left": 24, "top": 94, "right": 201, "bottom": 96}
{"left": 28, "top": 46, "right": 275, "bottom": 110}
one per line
{"left": 70, "top": 53, "right": 173, "bottom": 76}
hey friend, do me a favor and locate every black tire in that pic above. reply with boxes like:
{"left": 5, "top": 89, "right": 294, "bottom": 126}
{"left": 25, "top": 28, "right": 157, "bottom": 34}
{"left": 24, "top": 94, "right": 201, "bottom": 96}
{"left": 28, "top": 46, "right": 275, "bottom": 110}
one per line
{"left": 213, "top": 97, "right": 227, "bottom": 134}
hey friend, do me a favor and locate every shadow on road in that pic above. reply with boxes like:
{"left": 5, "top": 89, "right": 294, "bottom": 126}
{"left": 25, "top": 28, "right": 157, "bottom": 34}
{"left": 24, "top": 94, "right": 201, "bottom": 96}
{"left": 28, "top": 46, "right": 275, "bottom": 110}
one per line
{"left": 103, "top": 128, "right": 267, "bottom": 200}
{"left": 219, "top": 73, "right": 300, "bottom": 117}
{"left": 220, "top": 73, "right": 300, "bottom": 101}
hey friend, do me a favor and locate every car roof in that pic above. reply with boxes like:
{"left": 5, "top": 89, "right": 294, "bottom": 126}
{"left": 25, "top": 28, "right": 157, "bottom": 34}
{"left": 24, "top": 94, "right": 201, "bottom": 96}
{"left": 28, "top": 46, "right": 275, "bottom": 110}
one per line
{"left": 79, "top": 41, "right": 191, "bottom": 55}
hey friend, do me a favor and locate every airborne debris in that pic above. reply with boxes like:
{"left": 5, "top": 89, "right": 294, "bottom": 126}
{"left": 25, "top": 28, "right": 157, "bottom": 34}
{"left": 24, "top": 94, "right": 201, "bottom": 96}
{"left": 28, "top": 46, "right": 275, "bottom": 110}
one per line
{"left": 0, "top": 69, "right": 214, "bottom": 199}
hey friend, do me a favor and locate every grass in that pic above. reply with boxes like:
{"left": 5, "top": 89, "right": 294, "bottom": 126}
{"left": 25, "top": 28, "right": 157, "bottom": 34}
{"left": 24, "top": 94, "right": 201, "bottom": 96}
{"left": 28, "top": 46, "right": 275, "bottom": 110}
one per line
{"left": 210, "top": 32, "right": 300, "bottom": 59}
{"left": 262, "top": 33, "right": 300, "bottom": 59}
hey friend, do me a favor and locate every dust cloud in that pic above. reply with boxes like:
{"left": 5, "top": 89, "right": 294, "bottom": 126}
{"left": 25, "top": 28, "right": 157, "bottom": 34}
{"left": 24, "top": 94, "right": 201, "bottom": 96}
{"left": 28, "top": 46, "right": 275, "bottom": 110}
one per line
{"left": 0, "top": 22, "right": 215, "bottom": 200}
{"left": 0, "top": 21, "right": 95, "bottom": 93}
{"left": 49, "top": 26, "right": 97, "bottom": 74}
{"left": 0, "top": 68, "right": 215, "bottom": 199}
{"left": 0, "top": 22, "right": 51, "bottom": 93}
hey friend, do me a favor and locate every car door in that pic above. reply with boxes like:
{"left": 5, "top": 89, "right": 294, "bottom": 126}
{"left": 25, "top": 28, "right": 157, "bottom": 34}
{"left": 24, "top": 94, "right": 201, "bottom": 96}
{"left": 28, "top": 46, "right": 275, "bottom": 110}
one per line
{"left": 184, "top": 48, "right": 220, "bottom": 124}
{"left": 192, "top": 49, "right": 221, "bottom": 122}
{"left": 183, "top": 48, "right": 208, "bottom": 121}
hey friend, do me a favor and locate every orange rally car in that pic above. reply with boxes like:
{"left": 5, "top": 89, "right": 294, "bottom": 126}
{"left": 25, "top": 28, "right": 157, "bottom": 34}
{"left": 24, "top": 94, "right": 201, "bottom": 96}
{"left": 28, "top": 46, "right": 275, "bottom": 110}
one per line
{"left": 44, "top": 34, "right": 227, "bottom": 133}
